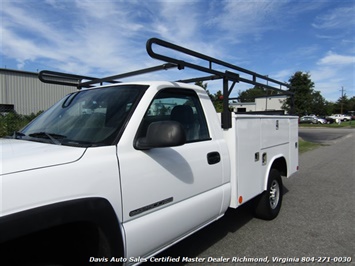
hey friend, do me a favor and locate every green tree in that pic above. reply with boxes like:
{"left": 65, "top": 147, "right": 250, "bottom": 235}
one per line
{"left": 309, "top": 91, "right": 334, "bottom": 116}
{"left": 208, "top": 90, "right": 223, "bottom": 112}
{"left": 195, "top": 81, "right": 223, "bottom": 112}
{"left": 333, "top": 94, "right": 355, "bottom": 114}
{"left": 323, "top": 101, "right": 335, "bottom": 116}
{"left": 0, "top": 111, "right": 43, "bottom": 137}
{"left": 195, "top": 81, "right": 207, "bottom": 91}
{"left": 283, "top": 71, "right": 315, "bottom": 116}
{"left": 238, "top": 86, "right": 266, "bottom": 102}
{"left": 349, "top": 96, "right": 355, "bottom": 112}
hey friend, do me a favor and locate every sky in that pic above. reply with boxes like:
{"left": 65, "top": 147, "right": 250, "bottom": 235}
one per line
{"left": 1, "top": 0, "right": 354, "bottom": 102}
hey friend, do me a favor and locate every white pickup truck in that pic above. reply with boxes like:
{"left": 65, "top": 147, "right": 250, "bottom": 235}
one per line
{"left": 0, "top": 38, "right": 298, "bottom": 266}
{"left": 327, "top": 114, "right": 352, "bottom": 122}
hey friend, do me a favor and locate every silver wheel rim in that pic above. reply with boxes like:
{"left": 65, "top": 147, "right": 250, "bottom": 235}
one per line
{"left": 269, "top": 180, "right": 280, "bottom": 209}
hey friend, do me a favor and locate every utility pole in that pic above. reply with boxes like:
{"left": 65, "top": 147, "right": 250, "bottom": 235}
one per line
{"left": 268, "top": 75, "right": 269, "bottom": 111}
{"left": 340, "top": 86, "right": 345, "bottom": 114}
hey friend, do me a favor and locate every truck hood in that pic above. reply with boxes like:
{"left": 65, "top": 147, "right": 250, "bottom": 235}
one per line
{"left": 0, "top": 139, "right": 86, "bottom": 175}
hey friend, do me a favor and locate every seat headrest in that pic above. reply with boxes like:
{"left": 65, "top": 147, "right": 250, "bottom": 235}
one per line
{"left": 171, "top": 105, "right": 194, "bottom": 124}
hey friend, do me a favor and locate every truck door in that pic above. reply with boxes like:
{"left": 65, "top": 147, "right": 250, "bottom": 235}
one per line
{"left": 117, "top": 87, "right": 225, "bottom": 259}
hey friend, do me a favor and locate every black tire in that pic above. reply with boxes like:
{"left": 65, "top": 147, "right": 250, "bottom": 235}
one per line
{"left": 254, "top": 169, "right": 283, "bottom": 220}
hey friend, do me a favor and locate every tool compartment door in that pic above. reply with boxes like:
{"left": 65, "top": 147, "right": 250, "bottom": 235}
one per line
{"left": 224, "top": 115, "right": 263, "bottom": 208}
{"left": 235, "top": 117, "right": 262, "bottom": 206}
{"left": 261, "top": 117, "right": 290, "bottom": 149}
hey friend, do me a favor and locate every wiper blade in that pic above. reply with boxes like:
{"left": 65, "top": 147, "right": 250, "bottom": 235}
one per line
{"left": 29, "top": 132, "right": 66, "bottom": 145}
{"left": 12, "top": 131, "right": 26, "bottom": 139}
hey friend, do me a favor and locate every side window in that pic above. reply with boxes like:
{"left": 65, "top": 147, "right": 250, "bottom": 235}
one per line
{"left": 137, "top": 88, "right": 210, "bottom": 142}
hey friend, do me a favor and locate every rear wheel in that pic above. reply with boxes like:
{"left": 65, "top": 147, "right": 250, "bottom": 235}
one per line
{"left": 254, "top": 169, "right": 283, "bottom": 220}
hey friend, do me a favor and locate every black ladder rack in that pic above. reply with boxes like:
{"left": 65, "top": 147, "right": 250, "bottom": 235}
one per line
{"left": 38, "top": 63, "right": 179, "bottom": 89}
{"left": 38, "top": 37, "right": 294, "bottom": 129}
{"left": 146, "top": 38, "right": 293, "bottom": 128}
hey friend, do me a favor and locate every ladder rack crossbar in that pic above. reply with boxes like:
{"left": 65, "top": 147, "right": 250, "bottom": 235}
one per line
{"left": 238, "top": 77, "right": 292, "bottom": 95}
{"left": 176, "top": 75, "right": 222, "bottom": 84}
{"left": 79, "top": 63, "right": 179, "bottom": 88}
{"left": 146, "top": 38, "right": 291, "bottom": 92}
{"left": 38, "top": 70, "right": 98, "bottom": 88}
{"left": 38, "top": 63, "right": 180, "bottom": 89}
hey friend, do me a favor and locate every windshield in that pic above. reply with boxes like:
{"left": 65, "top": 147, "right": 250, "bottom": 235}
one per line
{"left": 20, "top": 85, "right": 146, "bottom": 146}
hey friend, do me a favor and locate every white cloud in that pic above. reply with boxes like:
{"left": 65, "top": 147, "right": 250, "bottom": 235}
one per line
{"left": 1, "top": 0, "right": 354, "bottom": 102}
{"left": 310, "top": 51, "right": 354, "bottom": 101}
{"left": 311, "top": 64, "right": 353, "bottom": 101}
{"left": 1, "top": 0, "right": 150, "bottom": 75}
{"left": 209, "top": 0, "right": 286, "bottom": 41}
{"left": 318, "top": 51, "right": 355, "bottom": 66}
{"left": 312, "top": 5, "right": 355, "bottom": 30}
{"left": 272, "top": 69, "right": 294, "bottom": 83}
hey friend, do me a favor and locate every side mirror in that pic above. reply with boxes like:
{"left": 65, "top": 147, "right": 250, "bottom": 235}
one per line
{"left": 135, "top": 121, "right": 186, "bottom": 150}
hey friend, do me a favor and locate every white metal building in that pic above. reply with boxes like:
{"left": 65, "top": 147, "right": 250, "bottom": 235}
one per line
{"left": 231, "top": 94, "right": 288, "bottom": 113}
{"left": 0, "top": 68, "right": 76, "bottom": 115}
{"left": 255, "top": 94, "right": 288, "bottom": 111}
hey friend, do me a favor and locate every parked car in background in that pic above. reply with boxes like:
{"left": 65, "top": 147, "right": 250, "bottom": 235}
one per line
{"left": 313, "top": 116, "right": 327, "bottom": 124}
{"left": 300, "top": 116, "right": 317, "bottom": 124}
{"left": 324, "top": 117, "right": 336, "bottom": 124}
{"left": 347, "top": 112, "right": 355, "bottom": 120}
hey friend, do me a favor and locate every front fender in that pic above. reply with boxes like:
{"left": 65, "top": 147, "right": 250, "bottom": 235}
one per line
{"left": 0, "top": 197, "right": 123, "bottom": 255}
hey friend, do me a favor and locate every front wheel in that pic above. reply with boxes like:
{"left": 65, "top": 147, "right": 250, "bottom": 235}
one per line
{"left": 254, "top": 169, "right": 283, "bottom": 220}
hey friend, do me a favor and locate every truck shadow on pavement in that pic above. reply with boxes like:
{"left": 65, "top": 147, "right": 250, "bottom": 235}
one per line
{"left": 145, "top": 185, "right": 289, "bottom": 265}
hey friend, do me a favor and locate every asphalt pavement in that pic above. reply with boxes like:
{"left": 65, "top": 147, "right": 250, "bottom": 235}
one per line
{"left": 149, "top": 128, "right": 355, "bottom": 265}
{"left": 299, "top": 127, "right": 355, "bottom": 144}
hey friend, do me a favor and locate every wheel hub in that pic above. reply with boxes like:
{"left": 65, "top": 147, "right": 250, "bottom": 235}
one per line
{"left": 269, "top": 180, "right": 280, "bottom": 209}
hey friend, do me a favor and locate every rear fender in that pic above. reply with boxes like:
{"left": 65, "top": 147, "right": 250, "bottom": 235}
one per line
{"left": 263, "top": 156, "right": 287, "bottom": 190}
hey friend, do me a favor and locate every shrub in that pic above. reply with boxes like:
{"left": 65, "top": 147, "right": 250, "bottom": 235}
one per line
{"left": 0, "top": 111, "right": 43, "bottom": 138}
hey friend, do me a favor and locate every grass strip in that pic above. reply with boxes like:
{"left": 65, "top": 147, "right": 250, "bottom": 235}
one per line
{"left": 299, "top": 139, "right": 322, "bottom": 153}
